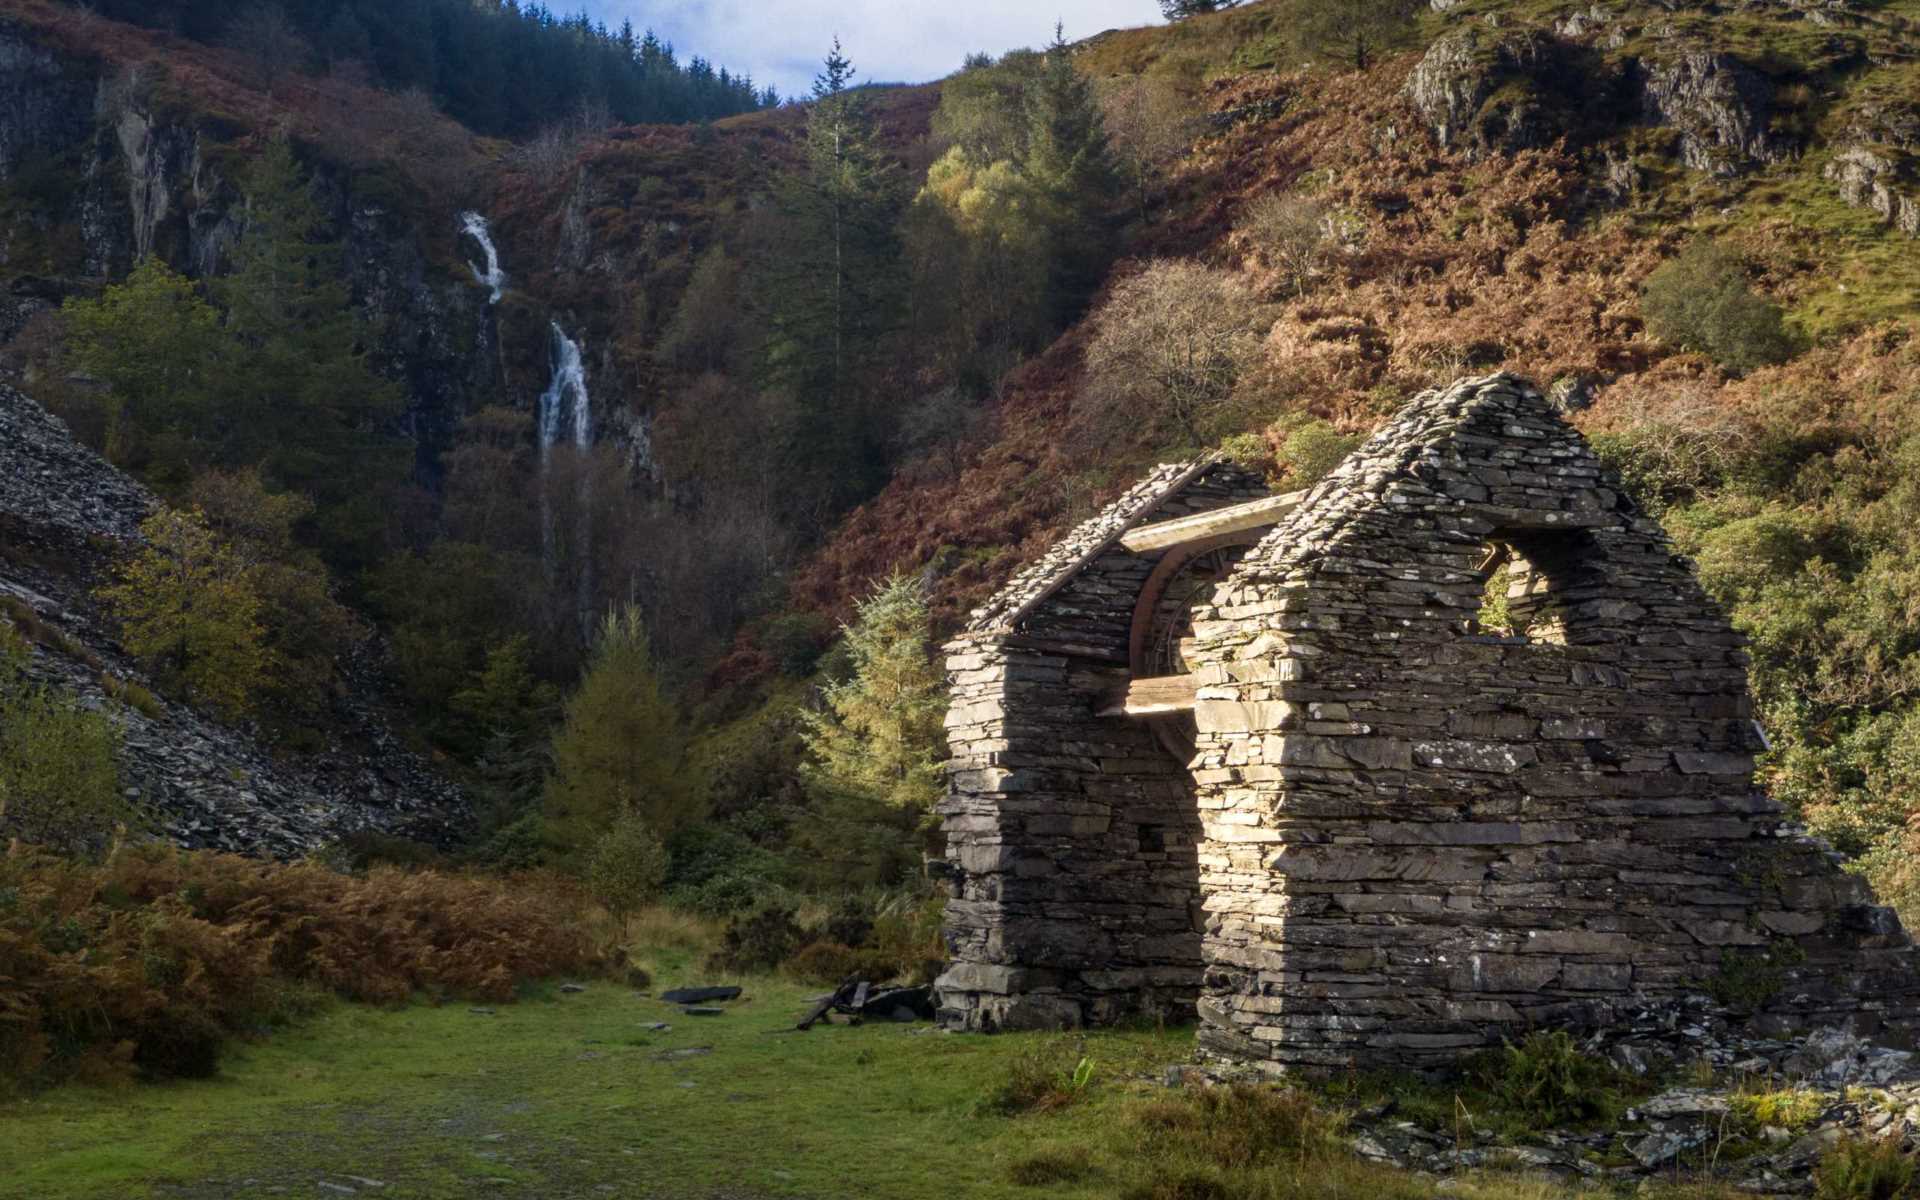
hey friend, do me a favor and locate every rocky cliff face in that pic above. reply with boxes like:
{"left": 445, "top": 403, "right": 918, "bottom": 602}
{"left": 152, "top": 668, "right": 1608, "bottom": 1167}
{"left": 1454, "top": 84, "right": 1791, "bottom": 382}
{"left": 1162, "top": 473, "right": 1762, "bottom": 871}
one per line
{"left": 0, "top": 19, "right": 506, "bottom": 475}
{"left": 1405, "top": 10, "right": 1811, "bottom": 185}
{"left": 1826, "top": 100, "right": 1920, "bottom": 237}
{"left": 0, "top": 383, "right": 468, "bottom": 858}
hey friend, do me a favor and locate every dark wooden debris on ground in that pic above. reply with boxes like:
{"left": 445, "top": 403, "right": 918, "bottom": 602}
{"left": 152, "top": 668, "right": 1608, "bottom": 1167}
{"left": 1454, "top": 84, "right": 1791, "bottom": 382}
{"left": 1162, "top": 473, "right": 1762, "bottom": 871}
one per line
{"left": 796, "top": 981, "right": 936, "bottom": 1030}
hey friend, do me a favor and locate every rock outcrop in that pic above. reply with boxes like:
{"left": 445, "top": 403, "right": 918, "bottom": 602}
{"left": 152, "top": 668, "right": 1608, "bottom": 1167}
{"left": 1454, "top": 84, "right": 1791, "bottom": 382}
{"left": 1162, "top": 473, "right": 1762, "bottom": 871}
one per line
{"left": 1404, "top": 16, "right": 1786, "bottom": 178}
{"left": 1826, "top": 101, "right": 1920, "bottom": 236}
{"left": 1403, "top": 28, "right": 1576, "bottom": 159}
{"left": 1639, "top": 50, "right": 1785, "bottom": 176}
{"left": 0, "top": 384, "right": 468, "bottom": 858}
{"left": 0, "top": 20, "right": 505, "bottom": 477}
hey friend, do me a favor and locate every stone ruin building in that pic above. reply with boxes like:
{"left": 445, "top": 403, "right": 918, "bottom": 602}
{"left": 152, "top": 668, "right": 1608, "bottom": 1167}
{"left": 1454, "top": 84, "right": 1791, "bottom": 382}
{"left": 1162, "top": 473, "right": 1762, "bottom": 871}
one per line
{"left": 934, "top": 373, "right": 1920, "bottom": 1072}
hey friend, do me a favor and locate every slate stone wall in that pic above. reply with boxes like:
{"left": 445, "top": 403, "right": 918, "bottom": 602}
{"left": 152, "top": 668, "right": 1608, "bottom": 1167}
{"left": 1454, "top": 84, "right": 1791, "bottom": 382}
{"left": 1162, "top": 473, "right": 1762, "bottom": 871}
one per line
{"left": 1185, "top": 374, "right": 1920, "bottom": 1069}
{"left": 937, "top": 373, "right": 1920, "bottom": 1067}
{"left": 936, "top": 461, "right": 1268, "bottom": 1031}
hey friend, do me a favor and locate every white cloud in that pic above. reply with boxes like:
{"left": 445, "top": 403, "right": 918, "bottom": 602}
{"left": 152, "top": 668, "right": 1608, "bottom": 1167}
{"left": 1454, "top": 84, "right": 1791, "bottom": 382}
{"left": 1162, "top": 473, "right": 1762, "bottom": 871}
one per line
{"left": 583, "top": 0, "right": 1166, "bottom": 98}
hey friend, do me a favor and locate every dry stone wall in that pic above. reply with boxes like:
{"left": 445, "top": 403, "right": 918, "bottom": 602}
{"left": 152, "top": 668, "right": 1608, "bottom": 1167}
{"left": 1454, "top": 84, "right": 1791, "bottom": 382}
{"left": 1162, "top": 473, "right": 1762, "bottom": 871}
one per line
{"left": 937, "top": 372, "right": 1920, "bottom": 1071}
{"left": 937, "top": 460, "right": 1268, "bottom": 1031}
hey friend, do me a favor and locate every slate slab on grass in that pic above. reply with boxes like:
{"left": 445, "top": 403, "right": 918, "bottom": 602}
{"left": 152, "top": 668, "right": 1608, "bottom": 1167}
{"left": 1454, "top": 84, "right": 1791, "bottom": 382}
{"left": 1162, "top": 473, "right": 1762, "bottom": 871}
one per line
{"left": 661, "top": 986, "right": 742, "bottom": 1004}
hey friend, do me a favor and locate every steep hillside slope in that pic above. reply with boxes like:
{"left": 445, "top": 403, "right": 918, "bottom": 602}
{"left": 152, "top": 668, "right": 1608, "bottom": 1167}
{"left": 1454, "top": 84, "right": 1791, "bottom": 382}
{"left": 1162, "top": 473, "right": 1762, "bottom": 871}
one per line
{"left": 0, "top": 384, "right": 465, "bottom": 856}
{"left": 801, "top": 0, "right": 1920, "bottom": 626}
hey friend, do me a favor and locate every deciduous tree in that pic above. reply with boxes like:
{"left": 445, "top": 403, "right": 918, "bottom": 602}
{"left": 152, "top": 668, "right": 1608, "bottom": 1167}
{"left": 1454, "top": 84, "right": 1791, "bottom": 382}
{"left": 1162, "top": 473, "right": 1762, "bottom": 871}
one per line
{"left": 61, "top": 257, "right": 229, "bottom": 480}
{"left": 0, "top": 631, "right": 129, "bottom": 858}
{"left": 98, "top": 508, "right": 268, "bottom": 721}
{"left": 1081, "top": 260, "right": 1270, "bottom": 446}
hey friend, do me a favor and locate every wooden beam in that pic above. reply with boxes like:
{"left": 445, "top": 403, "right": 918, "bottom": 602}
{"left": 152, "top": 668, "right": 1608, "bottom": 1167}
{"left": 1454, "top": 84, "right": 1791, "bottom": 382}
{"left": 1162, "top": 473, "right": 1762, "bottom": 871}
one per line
{"left": 1097, "top": 674, "right": 1199, "bottom": 718}
{"left": 1118, "top": 491, "right": 1306, "bottom": 555}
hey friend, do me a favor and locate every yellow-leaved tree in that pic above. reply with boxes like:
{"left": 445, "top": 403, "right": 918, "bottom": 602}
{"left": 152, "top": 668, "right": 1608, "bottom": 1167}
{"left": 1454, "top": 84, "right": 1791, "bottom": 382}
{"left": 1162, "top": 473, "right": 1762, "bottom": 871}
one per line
{"left": 798, "top": 573, "right": 949, "bottom": 888}
{"left": 542, "top": 606, "right": 693, "bottom": 865}
{"left": 98, "top": 507, "right": 268, "bottom": 721}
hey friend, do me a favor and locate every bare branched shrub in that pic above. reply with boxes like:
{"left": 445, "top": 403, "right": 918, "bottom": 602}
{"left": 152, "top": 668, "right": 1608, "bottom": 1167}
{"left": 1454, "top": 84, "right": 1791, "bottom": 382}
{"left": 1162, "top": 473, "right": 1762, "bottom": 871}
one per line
{"left": 224, "top": 5, "right": 310, "bottom": 94}
{"left": 1238, "top": 192, "right": 1334, "bottom": 297}
{"left": 1100, "top": 77, "right": 1206, "bottom": 214}
{"left": 508, "top": 124, "right": 582, "bottom": 176}
{"left": 895, "top": 385, "right": 988, "bottom": 480}
{"left": 1081, "top": 260, "right": 1269, "bottom": 446}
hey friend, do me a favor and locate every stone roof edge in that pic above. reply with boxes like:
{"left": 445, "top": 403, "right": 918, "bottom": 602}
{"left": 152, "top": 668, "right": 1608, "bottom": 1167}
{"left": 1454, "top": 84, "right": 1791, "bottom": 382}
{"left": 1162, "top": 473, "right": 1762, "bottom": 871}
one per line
{"left": 1226, "top": 372, "right": 1561, "bottom": 579}
{"left": 962, "top": 454, "right": 1225, "bottom": 637}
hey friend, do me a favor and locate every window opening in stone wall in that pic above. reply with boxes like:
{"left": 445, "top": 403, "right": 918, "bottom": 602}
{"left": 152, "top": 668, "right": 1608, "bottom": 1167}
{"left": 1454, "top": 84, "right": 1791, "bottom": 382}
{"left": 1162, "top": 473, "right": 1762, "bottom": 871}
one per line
{"left": 1468, "top": 530, "right": 1598, "bottom": 644}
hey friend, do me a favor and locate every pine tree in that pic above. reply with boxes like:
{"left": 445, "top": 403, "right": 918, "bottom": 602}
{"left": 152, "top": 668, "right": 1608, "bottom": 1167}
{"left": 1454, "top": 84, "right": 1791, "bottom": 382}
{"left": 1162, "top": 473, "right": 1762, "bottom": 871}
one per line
{"left": 763, "top": 39, "right": 905, "bottom": 518}
{"left": 797, "top": 573, "right": 948, "bottom": 887}
{"left": 216, "top": 137, "right": 407, "bottom": 570}
{"left": 542, "top": 607, "right": 695, "bottom": 864}
{"left": 1160, "top": 0, "right": 1241, "bottom": 18}
{"left": 1024, "top": 26, "right": 1123, "bottom": 325}
{"left": 1295, "top": 0, "right": 1421, "bottom": 72}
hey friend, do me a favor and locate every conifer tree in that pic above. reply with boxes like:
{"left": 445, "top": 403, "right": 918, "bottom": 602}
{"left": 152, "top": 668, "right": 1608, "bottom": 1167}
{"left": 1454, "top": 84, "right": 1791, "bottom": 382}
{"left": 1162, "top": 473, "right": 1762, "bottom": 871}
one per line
{"left": 1025, "top": 25, "right": 1123, "bottom": 326}
{"left": 798, "top": 573, "right": 948, "bottom": 886}
{"left": 765, "top": 39, "right": 905, "bottom": 518}
{"left": 1160, "top": 0, "right": 1241, "bottom": 17}
{"left": 217, "top": 137, "right": 407, "bottom": 570}
{"left": 542, "top": 607, "right": 694, "bottom": 864}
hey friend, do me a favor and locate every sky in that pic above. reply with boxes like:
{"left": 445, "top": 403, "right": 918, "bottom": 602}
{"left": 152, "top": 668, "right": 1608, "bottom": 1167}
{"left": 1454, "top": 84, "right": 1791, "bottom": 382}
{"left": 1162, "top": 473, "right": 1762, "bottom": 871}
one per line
{"left": 579, "top": 1, "right": 1168, "bottom": 100}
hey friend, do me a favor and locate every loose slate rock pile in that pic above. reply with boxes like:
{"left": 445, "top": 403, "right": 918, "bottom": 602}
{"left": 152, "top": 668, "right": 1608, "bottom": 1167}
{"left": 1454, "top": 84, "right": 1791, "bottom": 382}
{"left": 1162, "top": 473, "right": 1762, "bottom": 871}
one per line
{"left": 1262, "top": 1001, "right": 1918, "bottom": 1192}
{"left": 0, "top": 383, "right": 467, "bottom": 856}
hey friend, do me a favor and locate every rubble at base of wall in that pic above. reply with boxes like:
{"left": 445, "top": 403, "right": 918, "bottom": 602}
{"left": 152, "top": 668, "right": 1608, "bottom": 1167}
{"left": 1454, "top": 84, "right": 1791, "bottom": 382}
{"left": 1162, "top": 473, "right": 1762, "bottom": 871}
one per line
{"left": 1178, "top": 994, "right": 1920, "bottom": 1192}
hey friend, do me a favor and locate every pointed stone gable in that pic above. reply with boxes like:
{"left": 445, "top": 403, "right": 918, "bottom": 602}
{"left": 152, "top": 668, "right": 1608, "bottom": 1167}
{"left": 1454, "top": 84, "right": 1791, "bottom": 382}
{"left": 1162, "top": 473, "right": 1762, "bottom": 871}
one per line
{"left": 937, "top": 374, "right": 1920, "bottom": 1069}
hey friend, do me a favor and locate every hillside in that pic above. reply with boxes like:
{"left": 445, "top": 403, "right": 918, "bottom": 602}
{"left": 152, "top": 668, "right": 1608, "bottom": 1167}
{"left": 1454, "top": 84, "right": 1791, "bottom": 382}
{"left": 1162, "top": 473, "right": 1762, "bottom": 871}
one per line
{"left": 0, "top": 0, "right": 1907, "bottom": 883}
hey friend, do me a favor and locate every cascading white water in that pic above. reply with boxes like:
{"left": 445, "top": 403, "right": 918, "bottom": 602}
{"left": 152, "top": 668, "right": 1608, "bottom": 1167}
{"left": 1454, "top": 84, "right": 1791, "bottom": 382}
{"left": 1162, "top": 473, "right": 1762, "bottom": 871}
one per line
{"left": 537, "top": 322, "right": 594, "bottom": 634}
{"left": 459, "top": 211, "right": 507, "bottom": 304}
{"left": 537, "top": 322, "right": 591, "bottom": 457}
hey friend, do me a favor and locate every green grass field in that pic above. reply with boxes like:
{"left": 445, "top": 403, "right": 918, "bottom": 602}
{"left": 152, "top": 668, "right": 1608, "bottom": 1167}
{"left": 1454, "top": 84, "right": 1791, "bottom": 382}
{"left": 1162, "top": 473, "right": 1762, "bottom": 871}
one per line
{"left": 0, "top": 921, "right": 1755, "bottom": 1200}
{"left": 1, "top": 966, "right": 1766, "bottom": 1200}
{"left": 0, "top": 972, "right": 1178, "bottom": 1200}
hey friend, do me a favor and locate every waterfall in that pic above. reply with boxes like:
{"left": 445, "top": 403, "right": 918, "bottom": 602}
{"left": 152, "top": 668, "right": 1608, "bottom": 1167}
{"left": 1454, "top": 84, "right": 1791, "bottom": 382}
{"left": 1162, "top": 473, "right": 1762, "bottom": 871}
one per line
{"left": 537, "top": 322, "right": 591, "bottom": 458}
{"left": 459, "top": 211, "right": 507, "bottom": 304}
{"left": 538, "top": 322, "right": 594, "bottom": 635}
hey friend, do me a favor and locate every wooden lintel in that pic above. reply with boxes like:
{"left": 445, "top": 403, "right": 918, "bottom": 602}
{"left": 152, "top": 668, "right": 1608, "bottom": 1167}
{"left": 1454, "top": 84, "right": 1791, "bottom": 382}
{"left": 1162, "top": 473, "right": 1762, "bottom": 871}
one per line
{"left": 1096, "top": 674, "right": 1199, "bottom": 718}
{"left": 997, "top": 633, "right": 1129, "bottom": 664}
{"left": 1118, "top": 491, "right": 1306, "bottom": 555}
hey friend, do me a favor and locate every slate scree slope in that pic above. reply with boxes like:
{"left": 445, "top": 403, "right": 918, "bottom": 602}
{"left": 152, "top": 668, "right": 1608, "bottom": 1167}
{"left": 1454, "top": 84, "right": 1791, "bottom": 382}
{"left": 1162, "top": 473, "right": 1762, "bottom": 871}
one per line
{"left": 935, "top": 373, "right": 1920, "bottom": 1072}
